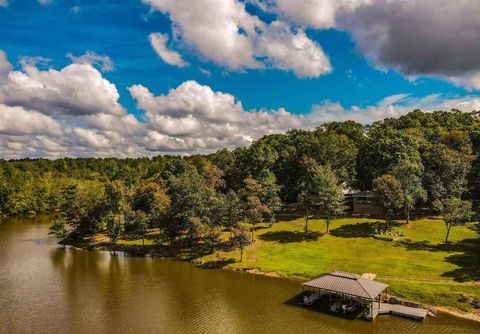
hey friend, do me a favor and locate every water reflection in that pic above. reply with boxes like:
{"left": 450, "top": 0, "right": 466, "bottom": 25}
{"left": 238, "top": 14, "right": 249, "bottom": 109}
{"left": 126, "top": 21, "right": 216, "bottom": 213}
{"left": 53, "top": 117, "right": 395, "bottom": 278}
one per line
{"left": 1, "top": 216, "right": 479, "bottom": 334}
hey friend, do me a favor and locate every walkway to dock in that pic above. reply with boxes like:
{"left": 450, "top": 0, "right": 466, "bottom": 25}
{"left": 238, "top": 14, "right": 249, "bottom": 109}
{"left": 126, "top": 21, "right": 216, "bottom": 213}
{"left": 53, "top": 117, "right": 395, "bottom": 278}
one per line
{"left": 373, "top": 302, "right": 428, "bottom": 320}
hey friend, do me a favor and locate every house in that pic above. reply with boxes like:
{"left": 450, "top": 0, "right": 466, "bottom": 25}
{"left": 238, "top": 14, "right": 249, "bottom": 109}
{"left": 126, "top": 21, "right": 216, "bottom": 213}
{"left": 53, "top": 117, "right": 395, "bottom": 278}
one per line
{"left": 351, "top": 190, "right": 382, "bottom": 215}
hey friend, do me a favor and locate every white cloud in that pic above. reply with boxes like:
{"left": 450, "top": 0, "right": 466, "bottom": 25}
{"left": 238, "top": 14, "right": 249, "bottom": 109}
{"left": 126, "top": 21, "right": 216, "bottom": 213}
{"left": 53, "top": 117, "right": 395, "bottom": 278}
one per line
{"left": 19, "top": 56, "right": 51, "bottom": 68}
{"left": 129, "top": 80, "right": 305, "bottom": 150}
{"left": 258, "top": 20, "right": 331, "bottom": 78}
{"left": 0, "top": 50, "right": 12, "bottom": 75}
{"left": 335, "top": 0, "right": 480, "bottom": 89}
{"left": 0, "top": 0, "right": 8, "bottom": 8}
{"left": 144, "top": 0, "right": 261, "bottom": 70}
{"left": 80, "top": 113, "right": 142, "bottom": 135}
{"left": 265, "top": 0, "right": 371, "bottom": 28}
{"left": 143, "top": 0, "right": 331, "bottom": 78}
{"left": 67, "top": 51, "right": 115, "bottom": 72}
{"left": 199, "top": 68, "right": 212, "bottom": 77}
{"left": 309, "top": 94, "right": 480, "bottom": 124}
{"left": 0, "top": 49, "right": 142, "bottom": 158}
{"left": 143, "top": 0, "right": 480, "bottom": 87}
{"left": 0, "top": 104, "right": 63, "bottom": 136}
{"left": 0, "top": 62, "right": 125, "bottom": 116}
{"left": 149, "top": 33, "right": 188, "bottom": 67}
{"left": 2, "top": 46, "right": 480, "bottom": 159}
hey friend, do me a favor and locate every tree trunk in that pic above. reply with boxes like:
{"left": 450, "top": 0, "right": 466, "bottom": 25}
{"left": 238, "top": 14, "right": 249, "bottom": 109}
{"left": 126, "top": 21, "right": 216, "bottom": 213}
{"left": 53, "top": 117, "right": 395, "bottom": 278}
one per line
{"left": 405, "top": 205, "right": 410, "bottom": 224}
{"left": 240, "top": 247, "right": 243, "bottom": 262}
{"left": 251, "top": 224, "right": 255, "bottom": 243}
{"left": 304, "top": 209, "right": 309, "bottom": 233}
{"left": 142, "top": 235, "right": 145, "bottom": 246}
{"left": 326, "top": 218, "right": 330, "bottom": 234}
{"left": 445, "top": 223, "right": 452, "bottom": 245}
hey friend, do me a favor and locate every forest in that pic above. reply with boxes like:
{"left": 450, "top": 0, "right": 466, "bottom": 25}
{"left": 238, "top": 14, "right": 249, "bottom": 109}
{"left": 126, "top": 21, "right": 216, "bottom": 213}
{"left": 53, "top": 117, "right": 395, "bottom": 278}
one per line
{"left": 1, "top": 109, "right": 480, "bottom": 251}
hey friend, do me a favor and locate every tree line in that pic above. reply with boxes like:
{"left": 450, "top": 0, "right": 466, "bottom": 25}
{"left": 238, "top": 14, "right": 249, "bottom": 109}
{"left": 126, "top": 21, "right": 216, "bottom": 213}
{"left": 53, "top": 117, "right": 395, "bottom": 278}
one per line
{"left": 1, "top": 109, "right": 480, "bottom": 251}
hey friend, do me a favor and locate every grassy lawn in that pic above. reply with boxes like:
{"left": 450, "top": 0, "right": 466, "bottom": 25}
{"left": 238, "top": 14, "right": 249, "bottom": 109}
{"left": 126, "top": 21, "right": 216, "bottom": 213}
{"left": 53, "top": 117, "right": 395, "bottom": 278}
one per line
{"left": 205, "top": 217, "right": 480, "bottom": 311}
{"left": 115, "top": 217, "right": 480, "bottom": 311}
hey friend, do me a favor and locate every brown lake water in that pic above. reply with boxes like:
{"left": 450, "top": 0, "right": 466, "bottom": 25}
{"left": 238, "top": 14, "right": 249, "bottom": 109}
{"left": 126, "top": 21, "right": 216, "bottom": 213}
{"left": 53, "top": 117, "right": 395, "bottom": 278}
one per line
{"left": 0, "top": 215, "right": 479, "bottom": 334}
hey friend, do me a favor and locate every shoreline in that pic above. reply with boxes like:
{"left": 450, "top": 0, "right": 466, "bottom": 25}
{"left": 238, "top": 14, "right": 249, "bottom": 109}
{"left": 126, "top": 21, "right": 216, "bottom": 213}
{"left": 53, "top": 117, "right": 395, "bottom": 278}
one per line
{"left": 66, "top": 240, "right": 480, "bottom": 324}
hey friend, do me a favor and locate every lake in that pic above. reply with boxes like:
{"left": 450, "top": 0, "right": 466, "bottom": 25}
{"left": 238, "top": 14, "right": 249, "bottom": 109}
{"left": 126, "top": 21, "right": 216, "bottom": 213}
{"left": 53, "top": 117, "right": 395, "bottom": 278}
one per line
{"left": 1, "top": 216, "right": 478, "bottom": 333}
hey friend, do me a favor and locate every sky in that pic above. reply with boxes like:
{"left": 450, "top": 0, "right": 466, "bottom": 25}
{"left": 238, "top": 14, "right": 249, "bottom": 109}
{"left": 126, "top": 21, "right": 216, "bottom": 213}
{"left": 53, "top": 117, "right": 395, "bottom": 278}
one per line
{"left": 1, "top": 0, "right": 480, "bottom": 159}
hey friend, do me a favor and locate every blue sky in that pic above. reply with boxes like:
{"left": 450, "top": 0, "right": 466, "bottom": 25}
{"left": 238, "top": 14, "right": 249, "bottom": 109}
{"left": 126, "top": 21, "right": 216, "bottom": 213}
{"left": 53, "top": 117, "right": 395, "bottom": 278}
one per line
{"left": 0, "top": 0, "right": 472, "bottom": 116}
{"left": 0, "top": 0, "right": 479, "bottom": 158}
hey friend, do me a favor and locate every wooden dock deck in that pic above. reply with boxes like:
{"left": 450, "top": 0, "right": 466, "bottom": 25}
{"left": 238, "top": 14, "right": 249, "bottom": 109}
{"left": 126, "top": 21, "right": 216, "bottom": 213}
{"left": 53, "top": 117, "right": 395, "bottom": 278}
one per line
{"left": 372, "top": 302, "right": 428, "bottom": 320}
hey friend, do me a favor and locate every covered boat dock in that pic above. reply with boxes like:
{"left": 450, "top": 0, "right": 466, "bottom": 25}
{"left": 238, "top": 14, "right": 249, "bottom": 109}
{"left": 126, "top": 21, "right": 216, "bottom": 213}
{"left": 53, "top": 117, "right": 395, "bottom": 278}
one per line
{"left": 301, "top": 271, "right": 428, "bottom": 321}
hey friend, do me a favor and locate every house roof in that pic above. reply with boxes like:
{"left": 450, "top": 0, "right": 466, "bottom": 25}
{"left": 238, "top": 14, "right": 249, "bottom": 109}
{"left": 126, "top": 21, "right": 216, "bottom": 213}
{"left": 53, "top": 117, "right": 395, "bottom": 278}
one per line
{"left": 302, "top": 271, "right": 388, "bottom": 300}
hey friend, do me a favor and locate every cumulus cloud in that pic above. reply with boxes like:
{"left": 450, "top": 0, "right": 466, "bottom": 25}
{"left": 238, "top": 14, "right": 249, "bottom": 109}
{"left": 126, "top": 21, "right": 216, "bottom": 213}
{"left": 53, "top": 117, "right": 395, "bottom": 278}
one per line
{"left": 309, "top": 94, "right": 480, "bottom": 124}
{"left": 1, "top": 71, "right": 480, "bottom": 159}
{"left": 0, "top": 49, "right": 141, "bottom": 158}
{"left": 143, "top": 0, "right": 480, "bottom": 87}
{"left": 2, "top": 48, "right": 480, "bottom": 159}
{"left": 149, "top": 33, "right": 188, "bottom": 67}
{"left": 259, "top": 0, "right": 480, "bottom": 89}
{"left": 143, "top": 0, "right": 331, "bottom": 78}
{"left": 129, "top": 80, "right": 305, "bottom": 150}
{"left": 0, "top": 104, "right": 63, "bottom": 136}
{"left": 335, "top": 0, "right": 480, "bottom": 89}
{"left": 67, "top": 51, "right": 115, "bottom": 72}
{"left": 0, "top": 49, "right": 306, "bottom": 158}
{"left": 0, "top": 61, "right": 125, "bottom": 116}
{"left": 258, "top": 20, "right": 331, "bottom": 78}
{"left": 144, "top": 0, "right": 261, "bottom": 69}
{"left": 263, "top": 0, "right": 370, "bottom": 28}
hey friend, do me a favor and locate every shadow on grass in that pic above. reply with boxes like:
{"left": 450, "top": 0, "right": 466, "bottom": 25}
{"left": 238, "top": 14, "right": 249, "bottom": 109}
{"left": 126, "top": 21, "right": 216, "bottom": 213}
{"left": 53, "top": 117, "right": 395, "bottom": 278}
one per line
{"left": 284, "top": 292, "right": 365, "bottom": 320}
{"left": 330, "top": 221, "right": 401, "bottom": 238}
{"left": 254, "top": 225, "right": 271, "bottom": 231}
{"left": 275, "top": 213, "right": 305, "bottom": 222}
{"left": 441, "top": 251, "right": 480, "bottom": 282}
{"left": 259, "top": 230, "right": 321, "bottom": 243}
{"left": 398, "top": 238, "right": 480, "bottom": 282}
{"left": 399, "top": 238, "right": 479, "bottom": 253}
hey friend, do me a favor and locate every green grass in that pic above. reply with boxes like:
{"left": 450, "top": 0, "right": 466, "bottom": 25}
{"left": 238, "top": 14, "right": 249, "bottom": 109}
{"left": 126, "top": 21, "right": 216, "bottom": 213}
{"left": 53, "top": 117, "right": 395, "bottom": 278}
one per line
{"left": 115, "top": 217, "right": 479, "bottom": 311}
{"left": 203, "top": 217, "right": 480, "bottom": 311}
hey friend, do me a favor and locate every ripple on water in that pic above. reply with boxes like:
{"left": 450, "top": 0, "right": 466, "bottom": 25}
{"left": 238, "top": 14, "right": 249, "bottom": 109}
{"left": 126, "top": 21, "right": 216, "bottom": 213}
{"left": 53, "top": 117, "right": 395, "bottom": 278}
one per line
{"left": 0, "top": 216, "right": 479, "bottom": 334}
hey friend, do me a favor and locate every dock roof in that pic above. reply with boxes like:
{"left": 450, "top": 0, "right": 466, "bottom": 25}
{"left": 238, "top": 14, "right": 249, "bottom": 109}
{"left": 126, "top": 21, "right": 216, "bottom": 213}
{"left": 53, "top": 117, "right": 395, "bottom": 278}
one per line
{"left": 302, "top": 271, "right": 388, "bottom": 300}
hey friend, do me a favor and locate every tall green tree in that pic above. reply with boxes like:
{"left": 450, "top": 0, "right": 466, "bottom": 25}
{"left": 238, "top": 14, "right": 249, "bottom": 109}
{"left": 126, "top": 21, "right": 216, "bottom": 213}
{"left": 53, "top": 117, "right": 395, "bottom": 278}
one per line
{"left": 392, "top": 158, "right": 426, "bottom": 223}
{"left": 372, "top": 175, "right": 404, "bottom": 223}
{"left": 299, "top": 158, "right": 345, "bottom": 233}
{"left": 48, "top": 216, "right": 69, "bottom": 248}
{"left": 240, "top": 178, "right": 265, "bottom": 242}
{"left": 423, "top": 135, "right": 473, "bottom": 204}
{"left": 106, "top": 213, "right": 125, "bottom": 244}
{"left": 132, "top": 182, "right": 170, "bottom": 228}
{"left": 357, "top": 128, "right": 420, "bottom": 189}
{"left": 239, "top": 170, "right": 281, "bottom": 241}
{"left": 434, "top": 197, "right": 475, "bottom": 245}
{"left": 129, "top": 210, "right": 149, "bottom": 245}
{"left": 165, "top": 169, "right": 211, "bottom": 246}
{"left": 232, "top": 226, "right": 250, "bottom": 262}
